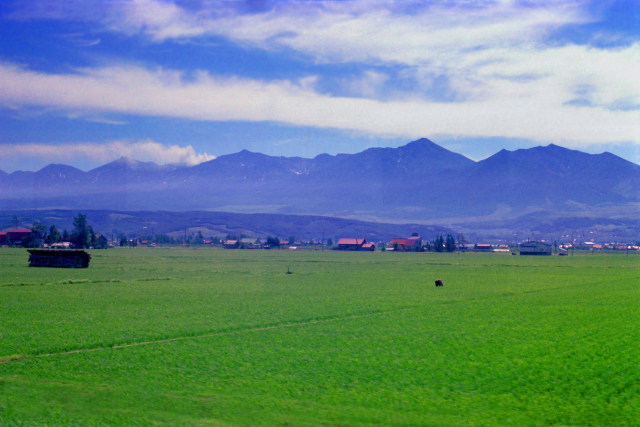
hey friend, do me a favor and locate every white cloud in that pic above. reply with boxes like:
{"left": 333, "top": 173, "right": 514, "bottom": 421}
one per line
{"left": 2, "top": 1, "right": 638, "bottom": 150}
{"left": 1, "top": 140, "right": 215, "bottom": 171}
{"left": 1, "top": 61, "right": 638, "bottom": 148}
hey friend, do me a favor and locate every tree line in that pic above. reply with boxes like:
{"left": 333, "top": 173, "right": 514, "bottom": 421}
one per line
{"left": 18, "top": 213, "right": 107, "bottom": 249}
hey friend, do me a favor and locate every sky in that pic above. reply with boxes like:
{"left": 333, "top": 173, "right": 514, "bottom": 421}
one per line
{"left": 0, "top": 0, "right": 639, "bottom": 172}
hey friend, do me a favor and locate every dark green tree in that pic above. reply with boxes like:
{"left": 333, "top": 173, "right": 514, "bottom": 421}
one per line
{"left": 266, "top": 236, "right": 280, "bottom": 248}
{"left": 326, "top": 238, "right": 333, "bottom": 247}
{"left": 72, "top": 213, "right": 91, "bottom": 249}
{"left": 445, "top": 234, "right": 456, "bottom": 252}
{"left": 457, "top": 233, "right": 467, "bottom": 251}
{"left": 433, "top": 235, "right": 445, "bottom": 252}
{"left": 90, "top": 228, "right": 97, "bottom": 248}
{"left": 22, "top": 221, "right": 47, "bottom": 247}
{"left": 47, "top": 225, "right": 62, "bottom": 245}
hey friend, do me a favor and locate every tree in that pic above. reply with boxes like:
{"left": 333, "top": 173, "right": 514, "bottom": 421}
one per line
{"left": 94, "top": 235, "right": 109, "bottom": 249}
{"left": 433, "top": 235, "right": 445, "bottom": 252}
{"left": 47, "top": 225, "right": 62, "bottom": 245}
{"left": 193, "top": 231, "right": 204, "bottom": 245}
{"left": 326, "top": 238, "right": 333, "bottom": 247}
{"left": 445, "top": 234, "right": 456, "bottom": 252}
{"left": 457, "top": 233, "right": 467, "bottom": 251}
{"left": 22, "top": 221, "right": 47, "bottom": 248}
{"left": 72, "top": 213, "right": 91, "bottom": 249}
{"left": 11, "top": 215, "right": 19, "bottom": 229}
{"left": 266, "top": 236, "right": 280, "bottom": 248}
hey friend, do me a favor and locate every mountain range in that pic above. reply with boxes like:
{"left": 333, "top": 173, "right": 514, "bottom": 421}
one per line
{"left": 1, "top": 139, "right": 639, "bottom": 239}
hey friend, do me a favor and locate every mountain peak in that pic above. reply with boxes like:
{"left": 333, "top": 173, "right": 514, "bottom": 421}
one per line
{"left": 37, "top": 164, "right": 84, "bottom": 174}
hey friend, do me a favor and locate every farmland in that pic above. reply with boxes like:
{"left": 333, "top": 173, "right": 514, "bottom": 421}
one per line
{"left": 1, "top": 248, "right": 639, "bottom": 425}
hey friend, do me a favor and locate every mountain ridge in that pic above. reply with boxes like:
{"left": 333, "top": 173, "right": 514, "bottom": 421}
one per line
{"left": 1, "top": 139, "right": 638, "bottom": 227}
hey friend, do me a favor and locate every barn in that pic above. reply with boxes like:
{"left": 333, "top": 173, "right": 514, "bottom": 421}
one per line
{"left": 3, "top": 229, "right": 32, "bottom": 246}
{"left": 28, "top": 249, "right": 91, "bottom": 268}
{"left": 474, "top": 243, "right": 492, "bottom": 252}
{"left": 336, "top": 238, "right": 367, "bottom": 251}
{"left": 361, "top": 242, "right": 376, "bottom": 251}
{"left": 519, "top": 241, "right": 552, "bottom": 256}
{"left": 389, "top": 236, "right": 422, "bottom": 251}
{"left": 239, "top": 237, "right": 262, "bottom": 249}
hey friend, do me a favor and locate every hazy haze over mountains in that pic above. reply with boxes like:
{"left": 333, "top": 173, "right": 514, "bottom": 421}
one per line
{"left": 1, "top": 139, "right": 639, "bottom": 230}
{"left": 0, "top": 139, "right": 640, "bottom": 242}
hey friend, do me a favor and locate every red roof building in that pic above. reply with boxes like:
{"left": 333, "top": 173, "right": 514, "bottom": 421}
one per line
{"left": 336, "top": 238, "right": 367, "bottom": 250}
{"left": 389, "top": 236, "right": 422, "bottom": 251}
{"left": 6, "top": 229, "right": 32, "bottom": 245}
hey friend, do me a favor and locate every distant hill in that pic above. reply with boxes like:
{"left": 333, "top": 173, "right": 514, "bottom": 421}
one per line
{"left": 1, "top": 139, "right": 638, "bottom": 234}
{"left": 0, "top": 209, "right": 453, "bottom": 243}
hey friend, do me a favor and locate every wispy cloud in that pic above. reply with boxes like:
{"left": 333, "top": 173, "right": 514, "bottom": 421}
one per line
{"left": 1, "top": 140, "right": 215, "bottom": 171}
{"left": 3, "top": 1, "right": 638, "bottom": 149}
{"left": 1, "top": 60, "right": 638, "bottom": 147}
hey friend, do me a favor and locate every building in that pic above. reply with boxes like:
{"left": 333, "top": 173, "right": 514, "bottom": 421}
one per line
{"left": 474, "top": 243, "right": 492, "bottom": 252}
{"left": 28, "top": 249, "right": 91, "bottom": 268}
{"left": 361, "top": 242, "right": 376, "bottom": 251}
{"left": 223, "top": 239, "right": 239, "bottom": 249}
{"left": 239, "top": 237, "right": 262, "bottom": 249}
{"left": 1, "top": 229, "right": 32, "bottom": 246}
{"left": 389, "top": 236, "right": 422, "bottom": 251}
{"left": 336, "top": 238, "right": 367, "bottom": 250}
{"left": 519, "top": 241, "right": 552, "bottom": 255}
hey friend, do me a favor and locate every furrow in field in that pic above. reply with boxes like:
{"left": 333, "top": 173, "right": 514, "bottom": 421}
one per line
{"left": 2, "top": 306, "right": 419, "bottom": 364}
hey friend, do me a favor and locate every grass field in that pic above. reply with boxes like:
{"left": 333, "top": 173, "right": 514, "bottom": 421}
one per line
{"left": 1, "top": 248, "right": 639, "bottom": 425}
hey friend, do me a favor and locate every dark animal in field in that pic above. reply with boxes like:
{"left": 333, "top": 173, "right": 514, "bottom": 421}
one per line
{"left": 435, "top": 279, "right": 443, "bottom": 287}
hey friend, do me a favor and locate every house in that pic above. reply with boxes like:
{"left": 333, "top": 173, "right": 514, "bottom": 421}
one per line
{"left": 336, "top": 238, "right": 366, "bottom": 250}
{"left": 361, "top": 242, "right": 376, "bottom": 251}
{"left": 519, "top": 241, "right": 552, "bottom": 255}
{"left": 389, "top": 236, "right": 422, "bottom": 251}
{"left": 474, "top": 243, "right": 492, "bottom": 252}
{"left": 50, "top": 242, "right": 72, "bottom": 249}
{"left": 223, "top": 239, "right": 239, "bottom": 249}
{"left": 239, "top": 237, "right": 262, "bottom": 249}
{"left": 5, "top": 229, "right": 32, "bottom": 246}
{"left": 0, "top": 232, "right": 7, "bottom": 246}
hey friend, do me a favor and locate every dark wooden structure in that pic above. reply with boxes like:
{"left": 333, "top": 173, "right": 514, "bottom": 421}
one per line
{"left": 519, "top": 241, "right": 552, "bottom": 256}
{"left": 28, "top": 249, "right": 91, "bottom": 268}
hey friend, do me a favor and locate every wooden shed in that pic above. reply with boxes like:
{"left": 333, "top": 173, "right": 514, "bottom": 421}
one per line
{"left": 28, "top": 249, "right": 91, "bottom": 268}
{"left": 519, "top": 241, "right": 552, "bottom": 256}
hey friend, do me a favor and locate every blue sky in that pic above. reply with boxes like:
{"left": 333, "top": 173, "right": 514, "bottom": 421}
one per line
{"left": 1, "top": 0, "right": 638, "bottom": 172}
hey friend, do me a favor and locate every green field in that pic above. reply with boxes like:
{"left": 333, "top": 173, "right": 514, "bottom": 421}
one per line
{"left": 1, "top": 248, "right": 639, "bottom": 425}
